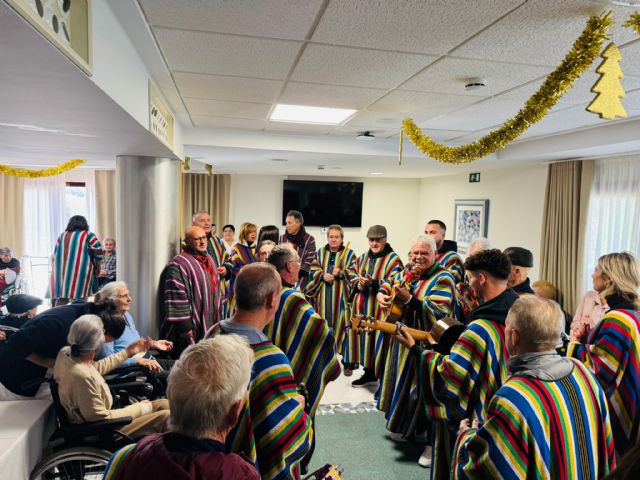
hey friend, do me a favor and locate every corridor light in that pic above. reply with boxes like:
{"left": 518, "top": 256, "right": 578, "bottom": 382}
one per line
{"left": 270, "top": 104, "right": 357, "bottom": 125}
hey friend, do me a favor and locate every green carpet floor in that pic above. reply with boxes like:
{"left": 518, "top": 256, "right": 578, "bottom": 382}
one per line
{"left": 307, "top": 408, "right": 430, "bottom": 480}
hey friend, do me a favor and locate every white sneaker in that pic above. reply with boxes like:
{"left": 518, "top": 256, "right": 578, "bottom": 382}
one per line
{"left": 388, "top": 432, "right": 408, "bottom": 442}
{"left": 418, "top": 445, "right": 432, "bottom": 468}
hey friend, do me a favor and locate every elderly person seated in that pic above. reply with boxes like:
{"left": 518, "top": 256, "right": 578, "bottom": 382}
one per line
{"left": 255, "top": 240, "right": 276, "bottom": 262}
{"left": 0, "top": 294, "right": 42, "bottom": 341}
{"left": 0, "top": 246, "right": 20, "bottom": 306}
{"left": 102, "top": 335, "right": 260, "bottom": 479}
{"left": 453, "top": 296, "right": 615, "bottom": 478}
{"left": 94, "top": 281, "right": 174, "bottom": 372}
{"left": 53, "top": 315, "right": 169, "bottom": 439}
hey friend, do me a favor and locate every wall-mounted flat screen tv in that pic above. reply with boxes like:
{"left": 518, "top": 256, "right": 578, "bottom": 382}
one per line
{"left": 282, "top": 180, "right": 364, "bottom": 228}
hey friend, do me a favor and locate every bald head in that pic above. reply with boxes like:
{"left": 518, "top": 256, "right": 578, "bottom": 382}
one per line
{"left": 185, "top": 226, "right": 208, "bottom": 254}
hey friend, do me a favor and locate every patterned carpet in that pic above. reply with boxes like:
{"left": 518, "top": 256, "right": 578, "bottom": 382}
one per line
{"left": 307, "top": 402, "right": 430, "bottom": 480}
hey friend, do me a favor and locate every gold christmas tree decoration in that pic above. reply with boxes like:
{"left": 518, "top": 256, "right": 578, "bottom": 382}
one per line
{"left": 586, "top": 43, "right": 627, "bottom": 120}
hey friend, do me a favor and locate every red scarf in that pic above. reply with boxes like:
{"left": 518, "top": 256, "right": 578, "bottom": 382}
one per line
{"left": 186, "top": 250, "right": 217, "bottom": 289}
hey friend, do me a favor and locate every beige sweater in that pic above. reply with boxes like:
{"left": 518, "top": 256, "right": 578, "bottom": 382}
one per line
{"left": 53, "top": 348, "right": 145, "bottom": 424}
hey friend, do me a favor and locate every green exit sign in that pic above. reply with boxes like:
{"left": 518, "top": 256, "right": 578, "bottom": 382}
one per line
{"left": 469, "top": 172, "right": 481, "bottom": 183}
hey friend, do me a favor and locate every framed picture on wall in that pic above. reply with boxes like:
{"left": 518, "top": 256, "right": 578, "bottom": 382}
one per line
{"left": 453, "top": 199, "right": 489, "bottom": 255}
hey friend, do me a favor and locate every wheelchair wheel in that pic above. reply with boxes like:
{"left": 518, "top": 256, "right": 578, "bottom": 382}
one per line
{"left": 29, "top": 447, "right": 111, "bottom": 480}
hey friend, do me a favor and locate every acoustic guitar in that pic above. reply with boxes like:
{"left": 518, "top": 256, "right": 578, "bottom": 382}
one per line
{"left": 380, "top": 266, "right": 413, "bottom": 323}
{"left": 351, "top": 314, "right": 465, "bottom": 355}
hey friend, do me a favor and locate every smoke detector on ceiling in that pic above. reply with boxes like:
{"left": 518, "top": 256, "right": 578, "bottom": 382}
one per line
{"left": 356, "top": 131, "right": 376, "bottom": 141}
{"left": 465, "top": 77, "right": 486, "bottom": 91}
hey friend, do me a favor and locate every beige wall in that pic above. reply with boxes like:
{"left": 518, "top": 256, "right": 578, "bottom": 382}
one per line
{"left": 229, "top": 174, "right": 421, "bottom": 257}
{"left": 419, "top": 164, "right": 549, "bottom": 280}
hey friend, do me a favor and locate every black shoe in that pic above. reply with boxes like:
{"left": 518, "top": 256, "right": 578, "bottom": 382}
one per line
{"left": 352, "top": 370, "right": 378, "bottom": 388}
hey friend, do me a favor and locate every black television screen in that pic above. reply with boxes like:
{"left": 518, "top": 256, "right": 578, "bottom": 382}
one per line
{"left": 282, "top": 180, "right": 363, "bottom": 228}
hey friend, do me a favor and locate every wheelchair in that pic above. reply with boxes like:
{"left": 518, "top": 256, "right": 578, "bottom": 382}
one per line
{"left": 28, "top": 375, "right": 152, "bottom": 480}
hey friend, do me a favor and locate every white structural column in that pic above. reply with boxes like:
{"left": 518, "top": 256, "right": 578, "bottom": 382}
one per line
{"left": 116, "top": 156, "right": 180, "bottom": 337}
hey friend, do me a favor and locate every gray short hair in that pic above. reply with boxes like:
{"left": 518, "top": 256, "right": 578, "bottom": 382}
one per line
{"left": 286, "top": 210, "right": 304, "bottom": 224}
{"left": 327, "top": 225, "right": 344, "bottom": 238}
{"left": 167, "top": 334, "right": 254, "bottom": 437}
{"left": 66, "top": 315, "right": 105, "bottom": 357}
{"left": 507, "top": 296, "right": 564, "bottom": 351}
{"left": 268, "top": 244, "right": 298, "bottom": 273}
{"left": 469, "top": 237, "right": 492, "bottom": 255}
{"left": 95, "top": 281, "right": 127, "bottom": 305}
{"left": 192, "top": 210, "right": 210, "bottom": 223}
{"left": 412, "top": 235, "right": 437, "bottom": 251}
{"left": 0, "top": 246, "right": 13, "bottom": 255}
{"left": 235, "top": 263, "right": 281, "bottom": 311}
{"left": 104, "top": 237, "right": 115, "bottom": 244}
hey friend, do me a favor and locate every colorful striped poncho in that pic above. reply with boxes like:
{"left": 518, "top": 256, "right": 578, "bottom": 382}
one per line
{"left": 49, "top": 230, "right": 102, "bottom": 300}
{"left": 207, "top": 235, "right": 231, "bottom": 319}
{"left": 418, "top": 288, "right": 518, "bottom": 479}
{"left": 345, "top": 245, "right": 403, "bottom": 374}
{"left": 453, "top": 359, "right": 616, "bottom": 479}
{"left": 305, "top": 244, "right": 357, "bottom": 355}
{"left": 437, "top": 250, "right": 464, "bottom": 285}
{"left": 568, "top": 307, "right": 640, "bottom": 455}
{"left": 378, "top": 264, "right": 455, "bottom": 436}
{"left": 227, "top": 341, "right": 312, "bottom": 480}
{"left": 224, "top": 242, "right": 255, "bottom": 313}
{"left": 160, "top": 252, "right": 218, "bottom": 352}
{"left": 264, "top": 287, "right": 341, "bottom": 417}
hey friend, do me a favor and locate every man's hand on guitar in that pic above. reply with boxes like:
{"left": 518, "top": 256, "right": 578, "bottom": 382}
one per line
{"left": 377, "top": 292, "right": 391, "bottom": 310}
{"left": 394, "top": 286, "right": 411, "bottom": 303}
{"left": 395, "top": 325, "right": 416, "bottom": 349}
{"left": 323, "top": 273, "right": 335, "bottom": 283}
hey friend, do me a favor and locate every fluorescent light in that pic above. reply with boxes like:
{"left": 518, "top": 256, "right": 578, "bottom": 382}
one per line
{"left": 369, "top": 172, "right": 384, "bottom": 176}
{"left": 270, "top": 104, "right": 357, "bottom": 125}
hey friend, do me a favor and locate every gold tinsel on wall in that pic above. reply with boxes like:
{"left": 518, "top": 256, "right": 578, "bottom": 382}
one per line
{"left": 0, "top": 159, "right": 86, "bottom": 178}
{"left": 402, "top": 12, "right": 612, "bottom": 165}
{"left": 623, "top": 12, "right": 640, "bottom": 36}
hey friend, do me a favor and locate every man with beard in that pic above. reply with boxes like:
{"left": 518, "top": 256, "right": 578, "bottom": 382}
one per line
{"left": 161, "top": 226, "right": 220, "bottom": 357}
{"left": 346, "top": 225, "right": 403, "bottom": 388}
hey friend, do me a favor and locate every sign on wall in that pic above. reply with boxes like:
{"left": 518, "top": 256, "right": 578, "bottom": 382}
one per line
{"left": 149, "top": 82, "right": 174, "bottom": 149}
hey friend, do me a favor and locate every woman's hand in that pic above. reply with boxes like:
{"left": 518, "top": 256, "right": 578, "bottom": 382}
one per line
{"left": 570, "top": 323, "right": 591, "bottom": 343}
{"left": 126, "top": 338, "right": 148, "bottom": 357}
{"left": 152, "top": 339, "right": 173, "bottom": 352}
{"left": 137, "top": 357, "right": 162, "bottom": 372}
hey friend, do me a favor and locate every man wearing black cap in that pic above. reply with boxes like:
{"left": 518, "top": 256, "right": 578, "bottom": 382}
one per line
{"left": 346, "top": 225, "right": 403, "bottom": 386}
{"left": 0, "top": 294, "right": 43, "bottom": 340}
{"left": 503, "top": 247, "right": 535, "bottom": 296}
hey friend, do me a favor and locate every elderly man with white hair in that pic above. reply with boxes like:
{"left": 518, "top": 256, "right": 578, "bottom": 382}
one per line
{"left": 53, "top": 315, "right": 169, "bottom": 439}
{"left": 453, "top": 296, "right": 615, "bottom": 479}
{"left": 102, "top": 335, "right": 260, "bottom": 480}
{"left": 376, "top": 234, "right": 455, "bottom": 466}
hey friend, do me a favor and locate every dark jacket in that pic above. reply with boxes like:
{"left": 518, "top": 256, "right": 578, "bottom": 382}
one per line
{"left": 469, "top": 288, "right": 519, "bottom": 326}
{"left": 108, "top": 432, "right": 260, "bottom": 480}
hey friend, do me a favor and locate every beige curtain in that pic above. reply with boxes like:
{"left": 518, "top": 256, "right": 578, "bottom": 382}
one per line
{"left": 181, "top": 173, "right": 231, "bottom": 233}
{"left": 0, "top": 175, "right": 25, "bottom": 257}
{"left": 540, "top": 161, "right": 587, "bottom": 314}
{"left": 95, "top": 170, "right": 116, "bottom": 240}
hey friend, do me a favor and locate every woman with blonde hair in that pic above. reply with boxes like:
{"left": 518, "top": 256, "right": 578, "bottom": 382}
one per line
{"left": 222, "top": 222, "right": 257, "bottom": 313}
{"left": 569, "top": 251, "right": 640, "bottom": 456}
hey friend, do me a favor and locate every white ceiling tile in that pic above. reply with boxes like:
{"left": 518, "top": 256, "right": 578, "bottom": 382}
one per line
{"left": 445, "top": 128, "right": 495, "bottom": 145}
{"left": 291, "top": 44, "right": 436, "bottom": 88}
{"left": 420, "top": 98, "right": 525, "bottom": 131}
{"left": 174, "top": 72, "right": 283, "bottom": 103}
{"left": 340, "top": 109, "right": 408, "bottom": 130}
{"left": 185, "top": 98, "right": 271, "bottom": 120}
{"left": 191, "top": 116, "right": 265, "bottom": 130}
{"left": 400, "top": 56, "right": 551, "bottom": 96}
{"left": 371, "top": 90, "right": 482, "bottom": 118}
{"left": 452, "top": 1, "right": 609, "bottom": 66}
{"left": 624, "top": 89, "right": 640, "bottom": 112}
{"left": 518, "top": 104, "right": 614, "bottom": 140}
{"left": 311, "top": 0, "right": 522, "bottom": 55}
{"left": 154, "top": 28, "right": 301, "bottom": 79}
{"left": 279, "top": 82, "right": 387, "bottom": 109}
{"left": 140, "top": 0, "right": 323, "bottom": 40}
{"left": 264, "top": 122, "right": 334, "bottom": 134}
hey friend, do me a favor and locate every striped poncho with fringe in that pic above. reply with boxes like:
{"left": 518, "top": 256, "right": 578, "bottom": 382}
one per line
{"left": 305, "top": 244, "right": 357, "bottom": 355}
{"left": 453, "top": 360, "right": 616, "bottom": 479}
{"left": 378, "top": 264, "right": 455, "bottom": 436}
{"left": 568, "top": 308, "right": 640, "bottom": 455}
{"left": 227, "top": 341, "right": 312, "bottom": 480}
{"left": 49, "top": 230, "right": 102, "bottom": 300}
{"left": 264, "top": 287, "right": 340, "bottom": 417}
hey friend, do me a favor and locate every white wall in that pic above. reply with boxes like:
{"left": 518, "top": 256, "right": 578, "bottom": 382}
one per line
{"left": 418, "top": 164, "right": 549, "bottom": 280}
{"left": 229, "top": 175, "right": 421, "bottom": 257}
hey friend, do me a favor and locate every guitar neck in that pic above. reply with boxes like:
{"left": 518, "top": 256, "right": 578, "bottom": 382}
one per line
{"left": 371, "top": 320, "right": 434, "bottom": 343}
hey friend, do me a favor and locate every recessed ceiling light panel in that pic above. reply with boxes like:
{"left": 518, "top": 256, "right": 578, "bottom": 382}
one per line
{"left": 270, "top": 104, "right": 357, "bottom": 125}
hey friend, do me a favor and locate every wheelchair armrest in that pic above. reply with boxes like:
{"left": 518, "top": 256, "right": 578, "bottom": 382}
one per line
{"left": 63, "top": 416, "right": 133, "bottom": 438}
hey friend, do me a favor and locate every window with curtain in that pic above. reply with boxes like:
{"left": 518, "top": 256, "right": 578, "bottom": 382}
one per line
{"left": 583, "top": 156, "right": 640, "bottom": 292}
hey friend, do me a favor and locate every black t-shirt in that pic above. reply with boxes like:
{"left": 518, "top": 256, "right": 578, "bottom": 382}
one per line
{"left": 0, "top": 302, "right": 91, "bottom": 396}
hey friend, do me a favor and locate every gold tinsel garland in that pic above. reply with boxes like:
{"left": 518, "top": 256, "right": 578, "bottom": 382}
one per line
{"left": 623, "top": 12, "right": 640, "bottom": 36}
{"left": 0, "top": 159, "right": 86, "bottom": 178}
{"left": 402, "top": 12, "right": 612, "bottom": 164}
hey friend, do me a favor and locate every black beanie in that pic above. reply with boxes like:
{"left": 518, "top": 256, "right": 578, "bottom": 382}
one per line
{"left": 503, "top": 247, "right": 534, "bottom": 268}
{"left": 6, "top": 294, "right": 43, "bottom": 315}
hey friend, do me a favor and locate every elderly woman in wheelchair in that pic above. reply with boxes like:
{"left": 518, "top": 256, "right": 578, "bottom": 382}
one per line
{"left": 53, "top": 314, "right": 169, "bottom": 439}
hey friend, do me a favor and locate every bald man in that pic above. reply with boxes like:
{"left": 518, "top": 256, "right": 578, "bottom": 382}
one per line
{"left": 161, "top": 226, "right": 221, "bottom": 357}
